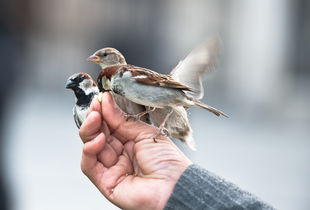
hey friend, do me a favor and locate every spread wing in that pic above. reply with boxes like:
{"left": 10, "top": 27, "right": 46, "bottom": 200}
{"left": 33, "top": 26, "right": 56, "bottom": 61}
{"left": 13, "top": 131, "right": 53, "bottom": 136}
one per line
{"left": 125, "top": 65, "right": 197, "bottom": 92}
{"left": 170, "top": 36, "right": 221, "bottom": 99}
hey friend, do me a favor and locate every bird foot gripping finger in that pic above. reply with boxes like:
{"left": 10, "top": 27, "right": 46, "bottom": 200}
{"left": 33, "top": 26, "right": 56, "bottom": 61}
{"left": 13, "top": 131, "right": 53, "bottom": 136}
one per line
{"left": 124, "top": 113, "right": 140, "bottom": 121}
{"left": 152, "top": 107, "right": 172, "bottom": 142}
{"left": 152, "top": 127, "right": 169, "bottom": 142}
{"left": 125, "top": 107, "right": 156, "bottom": 121}
{"left": 160, "top": 127, "right": 170, "bottom": 136}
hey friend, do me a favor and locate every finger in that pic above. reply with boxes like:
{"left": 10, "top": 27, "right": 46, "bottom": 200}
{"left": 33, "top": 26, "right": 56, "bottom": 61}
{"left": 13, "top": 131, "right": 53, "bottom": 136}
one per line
{"left": 100, "top": 92, "right": 126, "bottom": 132}
{"left": 79, "top": 111, "right": 102, "bottom": 143}
{"left": 97, "top": 143, "right": 118, "bottom": 168}
{"left": 97, "top": 120, "right": 124, "bottom": 156}
{"left": 100, "top": 92, "right": 158, "bottom": 142}
{"left": 108, "top": 136, "right": 124, "bottom": 156}
{"left": 81, "top": 133, "right": 107, "bottom": 178}
{"left": 83, "top": 132, "right": 106, "bottom": 156}
{"left": 100, "top": 155, "right": 133, "bottom": 191}
{"left": 89, "top": 96, "right": 102, "bottom": 113}
{"left": 111, "top": 120, "right": 158, "bottom": 143}
{"left": 123, "top": 141, "right": 135, "bottom": 162}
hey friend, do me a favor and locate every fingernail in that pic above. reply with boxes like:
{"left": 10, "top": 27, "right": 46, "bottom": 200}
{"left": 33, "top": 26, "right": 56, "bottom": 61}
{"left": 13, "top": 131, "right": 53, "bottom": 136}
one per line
{"left": 96, "top": 92, "right": 103, "bottom": 102}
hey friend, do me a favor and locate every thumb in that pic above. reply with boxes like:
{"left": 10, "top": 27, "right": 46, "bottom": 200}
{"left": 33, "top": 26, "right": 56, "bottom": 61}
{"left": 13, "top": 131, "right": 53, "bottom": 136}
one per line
{"left": 99, "top": 92, "right": 159, "bottom": 142}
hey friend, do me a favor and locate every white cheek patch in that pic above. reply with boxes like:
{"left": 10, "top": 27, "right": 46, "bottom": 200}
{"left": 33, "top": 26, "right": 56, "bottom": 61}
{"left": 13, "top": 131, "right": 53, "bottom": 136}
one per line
{"left": 79, "top": 80, "right": 99, "bottom": 95}
{"left": 85, "top": 86, "right": 99, "bottom": 95}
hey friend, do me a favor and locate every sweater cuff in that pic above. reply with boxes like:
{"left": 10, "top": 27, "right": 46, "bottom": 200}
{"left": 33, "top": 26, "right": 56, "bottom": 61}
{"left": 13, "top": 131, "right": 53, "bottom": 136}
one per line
{"left": 164, "top": 164, "right": 275, "bottom": 210}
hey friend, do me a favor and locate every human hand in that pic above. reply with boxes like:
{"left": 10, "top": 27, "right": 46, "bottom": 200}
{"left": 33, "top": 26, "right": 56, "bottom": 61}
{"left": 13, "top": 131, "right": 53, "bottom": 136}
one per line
{"left": 79, "top": 92, "right": 192, "bottom": 210}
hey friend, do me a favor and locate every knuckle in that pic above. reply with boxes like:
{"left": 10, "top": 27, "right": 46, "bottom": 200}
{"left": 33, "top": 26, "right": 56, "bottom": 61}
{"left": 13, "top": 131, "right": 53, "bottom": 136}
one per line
{"left": 80, "top": 160, "right": 88, "bottom": 175}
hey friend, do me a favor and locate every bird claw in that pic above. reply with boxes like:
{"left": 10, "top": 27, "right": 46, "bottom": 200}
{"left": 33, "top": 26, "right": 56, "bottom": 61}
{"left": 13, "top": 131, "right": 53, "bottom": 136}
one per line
{"left": 125, "top": 113, "right": 140, "bottom": 121}
{"left": 152, "top": 107, "right": 172, "bottom": 142}
{"left": 153, "top": 127, "right": 169, "bottom": 142}
{"left": 125, "top": 107, "right": 155, "bottom": 121}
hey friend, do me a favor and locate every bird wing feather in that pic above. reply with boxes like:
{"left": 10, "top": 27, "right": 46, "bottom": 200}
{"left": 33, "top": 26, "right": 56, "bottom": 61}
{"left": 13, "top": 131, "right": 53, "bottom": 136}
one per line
{"left": 124, "top": 65, "right": 198, "bottom": 92}
{"left": 169, "top": 36, "right": 221, "bottom": 99}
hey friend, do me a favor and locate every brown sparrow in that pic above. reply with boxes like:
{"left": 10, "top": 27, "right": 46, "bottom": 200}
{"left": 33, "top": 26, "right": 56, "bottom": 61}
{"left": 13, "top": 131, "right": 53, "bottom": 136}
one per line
{"left": 65, "top": 73, "right": 99, "bottom": 128}
{"left": 96, "top": 64, "right": 228, "bottom": 137}
{"left": 87, "top": 48, "right": 149, "bottom": 123}
{"left": 150, "top": 37, "right": 221, "bottom": 149}
{"left": 88, "top": 43, "right": 226, "bottom": 149}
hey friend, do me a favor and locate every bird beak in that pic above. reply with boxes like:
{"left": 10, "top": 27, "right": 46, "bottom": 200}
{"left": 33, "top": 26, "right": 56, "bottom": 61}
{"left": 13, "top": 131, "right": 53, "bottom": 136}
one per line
{"left": 87, "top": 54, "right": 100, "bottom": 63}
{"left": 65, "top": 80, "right": 76, "bottom": 89}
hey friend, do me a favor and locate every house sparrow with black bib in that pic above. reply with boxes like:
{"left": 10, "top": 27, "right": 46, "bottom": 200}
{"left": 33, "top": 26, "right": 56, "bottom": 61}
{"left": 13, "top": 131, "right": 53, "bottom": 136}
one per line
{"left": 65, "top": 73, "right": 99, "bottom": 128}
{"left": 87, "top": 48, "right": 150, "bottom": 123}
{"left": 96, "top": 64, "right": 228, "bottom": 138}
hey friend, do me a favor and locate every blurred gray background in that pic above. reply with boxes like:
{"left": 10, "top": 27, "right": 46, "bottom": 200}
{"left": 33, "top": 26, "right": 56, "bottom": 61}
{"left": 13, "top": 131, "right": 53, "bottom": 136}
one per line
{"left": 0, "top": 0, "right": 309, "bottom": 209}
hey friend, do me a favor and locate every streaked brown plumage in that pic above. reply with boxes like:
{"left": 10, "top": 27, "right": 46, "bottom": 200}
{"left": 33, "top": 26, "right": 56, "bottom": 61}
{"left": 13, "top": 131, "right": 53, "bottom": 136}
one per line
{"left": 88, "top": 38, "right": 226, "bottom": 150}
{"left": 87, "top": 48, "right": 149, "bottom": 123}
{"left": 97, "top": 64, "right": 228, "bottom": 117}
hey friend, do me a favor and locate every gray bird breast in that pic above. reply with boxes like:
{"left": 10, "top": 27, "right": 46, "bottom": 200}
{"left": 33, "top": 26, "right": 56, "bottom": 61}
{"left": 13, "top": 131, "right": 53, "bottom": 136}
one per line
{"left": 111, "top": 71, "right": 187, "bottom": 108}
{"left": 73, "top": 105, "right": 89, "bottom": 128}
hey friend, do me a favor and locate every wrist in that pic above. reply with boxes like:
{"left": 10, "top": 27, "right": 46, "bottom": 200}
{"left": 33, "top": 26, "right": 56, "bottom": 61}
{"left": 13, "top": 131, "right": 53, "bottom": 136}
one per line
{"left": 156, "top": 162, "right": 192, "bottom": 209}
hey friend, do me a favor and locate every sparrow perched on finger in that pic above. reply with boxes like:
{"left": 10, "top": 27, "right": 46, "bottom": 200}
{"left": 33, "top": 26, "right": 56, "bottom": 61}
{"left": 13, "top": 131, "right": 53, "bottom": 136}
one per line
{"left": 150, "top": 36, "right": 221, "bottom": 149}
{"left": 88, "top": 44, "right": 226, "bottom": 150}
{"left": 87, "top": 48, "right": 149, "bottom": 123}
{"left": 65, "top": 73, "right": 99, "bottom": 128}
{"left": 96, "top": 64, "right": 228, "bottom": 138}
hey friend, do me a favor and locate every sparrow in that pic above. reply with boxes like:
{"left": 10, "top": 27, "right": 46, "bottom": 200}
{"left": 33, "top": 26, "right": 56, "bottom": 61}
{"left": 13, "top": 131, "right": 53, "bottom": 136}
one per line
{"left": 150, "top": 36, "right": 221, "bottom": 149}
{"left": 87, "top": 48, "right": 150, "bottom": 123}
{"left": 96, "top": 64, "right": 228, "bottom": 137}
{"left": 88, "top": 41, "right": 225, "bottom": 150}
{"left": 65, "top": 73, "right": 99, "bottom": 128}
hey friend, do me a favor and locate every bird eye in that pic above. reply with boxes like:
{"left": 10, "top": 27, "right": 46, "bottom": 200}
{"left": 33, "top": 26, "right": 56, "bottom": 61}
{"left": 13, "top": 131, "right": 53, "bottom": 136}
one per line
{"left": 102, "top": 52, "right": 108, "bottom": 57}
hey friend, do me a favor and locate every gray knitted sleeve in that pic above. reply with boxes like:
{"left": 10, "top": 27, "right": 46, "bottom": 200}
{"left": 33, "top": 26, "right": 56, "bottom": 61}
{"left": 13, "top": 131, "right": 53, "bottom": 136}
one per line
{"left": 164, "top": 164, "right": 275, "bottom": 210}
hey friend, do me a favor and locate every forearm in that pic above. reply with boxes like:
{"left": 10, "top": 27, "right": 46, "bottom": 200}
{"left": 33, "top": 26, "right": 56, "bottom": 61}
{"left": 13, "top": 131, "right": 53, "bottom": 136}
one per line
{"left": 164, "top": 164, "right": 275, "bottom": 210}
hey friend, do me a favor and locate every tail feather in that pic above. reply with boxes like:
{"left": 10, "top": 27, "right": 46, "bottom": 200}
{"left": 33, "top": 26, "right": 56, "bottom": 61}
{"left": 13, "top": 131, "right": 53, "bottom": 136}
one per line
{"left": 194, "top": 100, "right": 229, "bottom": 118}
{"left": 184, "top": 134, "right": 197, "bottom": 151}
{"left": 174, "top": 125, "right": 196, "bottom": 151}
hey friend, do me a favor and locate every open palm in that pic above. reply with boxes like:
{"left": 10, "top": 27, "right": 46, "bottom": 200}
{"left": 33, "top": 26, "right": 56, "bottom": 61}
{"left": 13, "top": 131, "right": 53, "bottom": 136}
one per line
{"left": 79, "top": 92, "right": 192, "bottom": 210}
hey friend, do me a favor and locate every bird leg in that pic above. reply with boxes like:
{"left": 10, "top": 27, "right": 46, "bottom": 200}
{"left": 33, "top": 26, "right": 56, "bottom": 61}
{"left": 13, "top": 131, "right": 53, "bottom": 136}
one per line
{"left": 153, "top": 107, "right": 173, "bottom": 142}
{"left": 125, "top": 107, "right": 156, "bottom": 121}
